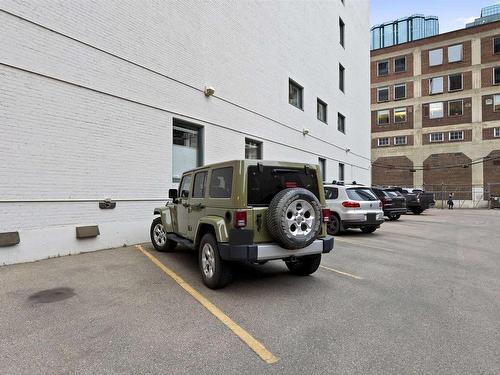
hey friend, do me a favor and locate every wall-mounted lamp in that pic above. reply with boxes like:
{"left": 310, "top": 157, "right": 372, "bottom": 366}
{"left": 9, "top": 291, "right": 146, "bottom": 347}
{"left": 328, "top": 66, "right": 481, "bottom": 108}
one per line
{"left": 204, "top": 86, "right": 215, "bottom": 97}
{"left": 345, "top": 148, "right": 351, "bottom": 152}
{"left": 302, "top": 128, "right": 310, "bottom": 135}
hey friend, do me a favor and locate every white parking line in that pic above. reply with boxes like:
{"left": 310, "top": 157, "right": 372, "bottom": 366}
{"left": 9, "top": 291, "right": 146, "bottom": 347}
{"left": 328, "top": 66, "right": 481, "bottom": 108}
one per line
{"left": 319, "top": 265, "right": 363, "bottom": 280}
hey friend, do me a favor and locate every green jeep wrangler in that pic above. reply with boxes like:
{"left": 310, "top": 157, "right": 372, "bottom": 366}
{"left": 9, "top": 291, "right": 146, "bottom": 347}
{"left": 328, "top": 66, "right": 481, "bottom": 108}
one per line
{"left": 150, "top": 160, "right": 334, "bottom": 289}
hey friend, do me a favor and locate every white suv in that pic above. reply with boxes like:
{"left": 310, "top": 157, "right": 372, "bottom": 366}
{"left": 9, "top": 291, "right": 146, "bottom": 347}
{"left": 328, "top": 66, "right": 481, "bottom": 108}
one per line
{"left": 324, "top": 182, "right": 384, "bottom": 235}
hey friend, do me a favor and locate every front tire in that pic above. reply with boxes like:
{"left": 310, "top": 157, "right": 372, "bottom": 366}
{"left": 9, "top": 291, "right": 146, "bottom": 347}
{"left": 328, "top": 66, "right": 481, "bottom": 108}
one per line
{"left": 198, "top": 233, "right": 232, "bottom": 289}
{"left": 361, "top": 226, "right": 377, "bottom": 234}
{"left": 388, "top": 213, "right": 401, "bottom": 221}
{"left": 285, "top": 254, "right": 321, "bottom": 276}
{"left": 150, "top": 217, "right": 177, "bottom": 252}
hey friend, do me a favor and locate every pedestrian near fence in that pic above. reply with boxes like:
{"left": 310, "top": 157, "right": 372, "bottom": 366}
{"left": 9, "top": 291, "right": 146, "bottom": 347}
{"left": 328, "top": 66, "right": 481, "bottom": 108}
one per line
{"left": 447, "top": 193, "right": 454, "bottom": 209}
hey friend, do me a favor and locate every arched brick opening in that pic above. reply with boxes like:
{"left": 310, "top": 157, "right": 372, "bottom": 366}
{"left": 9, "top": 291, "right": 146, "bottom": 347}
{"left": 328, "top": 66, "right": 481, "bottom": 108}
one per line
{"left": 423, "top": 152, "right": 472, "bottom": 200}
{"left": 372, "top": 156, "right": 413, "bottom": 186}
{"left": 483, "top": 150, "right": 500, "bottom": 197}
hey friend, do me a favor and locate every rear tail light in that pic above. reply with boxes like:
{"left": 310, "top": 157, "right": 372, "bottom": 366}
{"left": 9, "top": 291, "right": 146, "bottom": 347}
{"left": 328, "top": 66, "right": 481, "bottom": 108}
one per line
{"left": 342, "top": 201, "right": 360, "bottom": 208}
{"left": 321, "top": 209, "right": 331, "bottom": 223}
{"left": 234, "top": 210, "right": 247, "bottom": 228}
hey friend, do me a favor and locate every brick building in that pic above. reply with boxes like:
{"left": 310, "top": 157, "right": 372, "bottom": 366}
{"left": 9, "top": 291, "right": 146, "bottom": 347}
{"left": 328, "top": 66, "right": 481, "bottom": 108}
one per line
{"left": 370, "top": 21, "right": 500, "bottom": 206}
{"left": 0, "top": 1, "right": 371, "bottom": 264}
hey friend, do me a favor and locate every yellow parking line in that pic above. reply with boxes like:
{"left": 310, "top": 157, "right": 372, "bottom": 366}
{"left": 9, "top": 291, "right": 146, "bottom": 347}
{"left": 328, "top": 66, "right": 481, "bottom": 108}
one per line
{"left": 136, "top": 245, "right": 279, "bottom": 365}
{"left": 320, "top": 265, "right": 363, "bottom": 280}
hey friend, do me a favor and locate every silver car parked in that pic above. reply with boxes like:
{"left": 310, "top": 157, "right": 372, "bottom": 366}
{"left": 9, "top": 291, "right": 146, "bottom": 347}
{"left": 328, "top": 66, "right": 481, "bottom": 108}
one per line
{"left": 324, "top": 182, "right": 384, "bottom": 235}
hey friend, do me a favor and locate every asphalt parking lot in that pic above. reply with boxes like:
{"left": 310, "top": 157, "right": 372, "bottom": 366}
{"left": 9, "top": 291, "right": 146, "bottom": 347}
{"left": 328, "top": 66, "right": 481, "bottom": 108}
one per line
{"left": 1, "top": 209, "right": 499, "bottom": 374}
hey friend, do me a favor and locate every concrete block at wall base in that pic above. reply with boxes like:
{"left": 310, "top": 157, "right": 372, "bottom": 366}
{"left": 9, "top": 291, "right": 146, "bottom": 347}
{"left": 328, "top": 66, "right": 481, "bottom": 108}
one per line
{"left": 76, "top": 225, "right": 100, "bottom": 239}
{"left": 0, "top": 232, "right": 20, "bottom": 247}
{"left": 0, "top": 219, "right": 151, "bottom": 266}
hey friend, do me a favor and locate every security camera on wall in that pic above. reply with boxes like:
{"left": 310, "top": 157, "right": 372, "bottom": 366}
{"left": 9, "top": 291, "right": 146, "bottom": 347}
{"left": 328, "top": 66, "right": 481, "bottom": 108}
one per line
{"left": 204, "top": 86, "right": 215, "bottom": 97}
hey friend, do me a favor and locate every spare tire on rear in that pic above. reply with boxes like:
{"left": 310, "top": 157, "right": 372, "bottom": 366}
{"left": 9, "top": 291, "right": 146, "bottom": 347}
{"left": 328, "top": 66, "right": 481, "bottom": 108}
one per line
{"left": 266, "top": 188, "right": 322, "bottom": 249}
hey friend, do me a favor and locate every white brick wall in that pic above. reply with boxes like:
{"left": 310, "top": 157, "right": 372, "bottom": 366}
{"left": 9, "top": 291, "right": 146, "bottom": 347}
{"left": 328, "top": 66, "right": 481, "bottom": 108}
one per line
{"left": 0, "top": 0, "right": 370, "bottom": 264}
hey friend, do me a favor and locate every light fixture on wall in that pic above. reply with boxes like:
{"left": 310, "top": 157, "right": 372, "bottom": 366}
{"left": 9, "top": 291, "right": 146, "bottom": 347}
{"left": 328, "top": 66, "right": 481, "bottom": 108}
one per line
{"left": 345, "top": 148, "right": 350, "bottom": 153}
{"left": 204, "top": 86, "right": 215, "bottom": 97}
{"left": 302, "top": 128, "right": 310, "bottom": 135}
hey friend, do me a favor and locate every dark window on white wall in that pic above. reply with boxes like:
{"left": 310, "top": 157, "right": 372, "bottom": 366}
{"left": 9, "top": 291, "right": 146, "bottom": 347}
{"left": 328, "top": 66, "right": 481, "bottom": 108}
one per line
{"left": 317, "top": 98, "right": 327, "bottom": 123}
{"left": 289, "top": 79, "right": 303, "bottom": 109}
{"left": 339, "top": 64, "right": 345, "bottom": 92}
{"left": 173, "top": 120, "right": 202, "bottom": 182}
{"left": 245, "top": 138, "right": 262, "bottom": 159}
{"left": 319, "top": 158, "right": 326, "bottom": 181}
{"left": 394, "top": 57, "right": 406, "bottom": 72}
{"left": 448, "top": 74, "right": 463, "bottom": 91}
{"left": 338, "top": 113, "right": 345, "bottom": 133}
{"left": 339, "top": 17, "right": 345, "bottom": 47}
{"left": 338, "top": 163, "right": 345, "bottom": 181}
{"left": 377, "top": 61, "right": 389, "bottom": 76}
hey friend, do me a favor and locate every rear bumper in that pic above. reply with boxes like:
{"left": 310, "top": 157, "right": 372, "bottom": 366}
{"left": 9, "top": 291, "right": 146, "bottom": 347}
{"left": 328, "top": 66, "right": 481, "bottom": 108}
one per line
{"left": 218, "top": 236, "right": 334, "bottom": 262}
{"left": 383, "top": 208, "right": 407, "bottom": 215}
{"left": 342, "top": 219, "right": 384, "bottom": 228}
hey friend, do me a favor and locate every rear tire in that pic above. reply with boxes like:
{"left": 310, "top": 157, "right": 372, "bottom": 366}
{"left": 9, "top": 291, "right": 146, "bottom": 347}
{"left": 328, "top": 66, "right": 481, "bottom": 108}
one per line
{"left": 411, "top": 208, "right": 423, "bottom": 215}
{"left": 361, "top": 226, "right": 377, "bottom": 234}
{"left": 388, "top": 213, "right": 401, "bottom": 221}
{"left": 285, "top": 254, "right": 321, "bottom": 276}
{"left": 198, "top": 233, "right": 232, "bottom": 289}
{"left": 327, "top": 214, "right": 341, "bottom": 235}
{"left": 150, "top": 217, "right": 177, "bottom": 252}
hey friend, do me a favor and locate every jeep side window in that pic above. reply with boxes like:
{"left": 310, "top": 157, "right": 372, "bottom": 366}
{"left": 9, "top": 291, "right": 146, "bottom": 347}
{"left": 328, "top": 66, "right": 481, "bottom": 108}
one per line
{"left": 192, "top": 171, "right": 207, "bottom": 198}
{"left": 209, "top": 167, "right": 233, "bottom": 198}
{"left": 179, "top": 174, "right": 192, "bottom": 199}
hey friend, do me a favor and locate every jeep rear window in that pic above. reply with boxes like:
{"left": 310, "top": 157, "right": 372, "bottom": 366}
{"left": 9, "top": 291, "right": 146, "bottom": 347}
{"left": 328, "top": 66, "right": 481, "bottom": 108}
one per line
{"left": 346, "top": 188, "right": 378, "bottom": 201}
{"left": 247, "top": 166, "right": 320, "bottom": 206}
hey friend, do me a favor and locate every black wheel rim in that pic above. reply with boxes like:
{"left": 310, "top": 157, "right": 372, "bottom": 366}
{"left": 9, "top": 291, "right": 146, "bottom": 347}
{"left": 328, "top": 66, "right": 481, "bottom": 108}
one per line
{"left": 328, "top": 218, "right": 338, "bottom": 233}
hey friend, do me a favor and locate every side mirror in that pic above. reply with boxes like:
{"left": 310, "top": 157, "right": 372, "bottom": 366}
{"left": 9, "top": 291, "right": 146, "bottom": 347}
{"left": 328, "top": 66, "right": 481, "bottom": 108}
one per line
{"left": 168, "top": 189, "right": 178, "bottom": 199}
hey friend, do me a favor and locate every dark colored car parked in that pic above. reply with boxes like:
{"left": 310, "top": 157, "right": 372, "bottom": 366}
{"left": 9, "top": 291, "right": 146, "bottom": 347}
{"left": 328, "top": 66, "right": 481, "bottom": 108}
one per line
{"left": 387, "top": 187, "right": 435, "bottom": 215}
{"left": 371, "top": 188, "right": 407, "bottom": 220}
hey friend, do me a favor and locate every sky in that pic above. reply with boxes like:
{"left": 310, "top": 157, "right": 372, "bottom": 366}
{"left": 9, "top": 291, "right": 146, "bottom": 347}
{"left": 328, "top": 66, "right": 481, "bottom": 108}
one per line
{"left": 371, "top": 0, "right": 499, "bottom": 33}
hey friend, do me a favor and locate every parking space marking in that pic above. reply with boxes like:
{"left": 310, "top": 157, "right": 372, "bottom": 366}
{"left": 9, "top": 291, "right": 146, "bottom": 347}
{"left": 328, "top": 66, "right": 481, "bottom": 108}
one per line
{"left": 320, "top": 265, "right": 363, "bottom": 280}
{"left": 334, "top": 237, "right": 397, "bottom": 253}
{"left": 136, "top": 245, "right": 279, "bottom": 365}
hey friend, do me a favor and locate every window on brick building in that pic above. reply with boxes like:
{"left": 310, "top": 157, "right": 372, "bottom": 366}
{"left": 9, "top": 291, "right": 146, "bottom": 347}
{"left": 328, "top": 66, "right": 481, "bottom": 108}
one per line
{"left": 448, "top": 100, "right": 463, "bottom": 116}
{"left": 377, "top": 61, "right": 389, "bottom": 76}
{"left": 449, "top": 131, "right": 464, "bottom": 141}
{"left": 494, "top": 94, "right": 500, "bottom": 112}
{"left": 430, "top": 133, "right": 444, "bottom": 142}
{"left": 289, "top": 79, "right": 303, "bottom": 109}
{"left": 448, "top": 44, "right": 463, "bottom": 63}
{"left": 394, "top": 107, "right": 407, "bottom": 123}
{"left": 245, "top": 138, "right": 262, "bottom": 159}
{"left": 378, "top": 138, "right": 390, "bottom": 146}
{"left": 338, "top": 113, "right": 345, "bottom": 133}
{"left": 494, "top": 67, "right": 500, "bottom": 85}
{"left": 394, "top": 136, "right": 407, "bottom": 145}
{"left": 394, "top": 57, "right": 406, "bottom": 72}
{"left": 494, "top": 37, "right": 500, "bottom": 54}
{"left": 317, "top": 98, "right": 327, "bottom": 123}
{"left": 429, "top": 77, "right": 443, "bottom": 94}
{"left": 429, "top": 102, "right": 443, "bottom": 119}
{"left": 377, "top": 110, "right": 390, "bottom": 125}
{"left": 448, "top": 73, "right": 463, "bottom": 91}
{"left": 495, "top": 128, "right": 500, "bottom": 137}
{"left": 394, "top": 84, "right": 406, "bottom": 99}
{"left": 429, "top": 48, "right": 443, "bottom": 66}
{"left": 377, "top": 87, "right": 389, "bottom": 102}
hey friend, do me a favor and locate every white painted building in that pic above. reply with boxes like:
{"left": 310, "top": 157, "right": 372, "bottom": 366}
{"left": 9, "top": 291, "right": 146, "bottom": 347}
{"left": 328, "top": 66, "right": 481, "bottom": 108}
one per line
{"left": 0, "top": 0, "right": 370, "bottom": 264}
